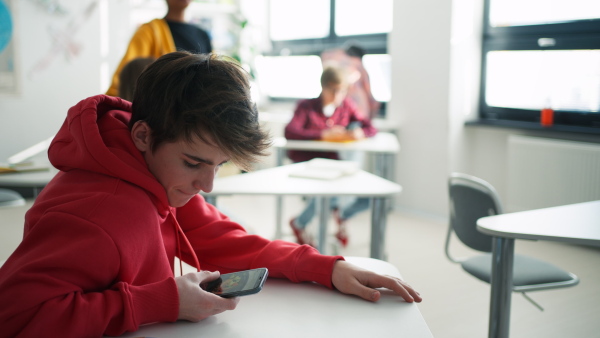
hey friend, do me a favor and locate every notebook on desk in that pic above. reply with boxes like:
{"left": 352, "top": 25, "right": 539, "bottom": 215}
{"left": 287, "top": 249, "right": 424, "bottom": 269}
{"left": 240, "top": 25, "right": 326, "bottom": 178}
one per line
{"left": 0, "top": 163, "right": 50, "bottom": 175}
{"left": 289, "top": 158, "right": 359, "bottom": 180}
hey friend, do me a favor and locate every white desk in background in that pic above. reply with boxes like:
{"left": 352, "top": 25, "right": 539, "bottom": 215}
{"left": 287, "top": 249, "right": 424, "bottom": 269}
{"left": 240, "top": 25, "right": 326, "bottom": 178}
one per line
{"left": 0, "top": 167, "right": 58, "bottom": 198}
{"left": 1, "top": 138, "right": 56, "bottom": 198}
{"left": 371, "top": 117, "right": 400, "bottom": 133}
{"left": 115, "top": 256, "right": 432, "bottom": 338}
{"left": 272, "top": 132, "right": 399, "bottom": 181}
{"left": 477, "top": 200, "right": 600, "bottom": 338}
{"left": 202, "top": 162, "right": 401, "bottom": 259}
{"left": 272, "top": 132, "right": 400, "bottom": 242}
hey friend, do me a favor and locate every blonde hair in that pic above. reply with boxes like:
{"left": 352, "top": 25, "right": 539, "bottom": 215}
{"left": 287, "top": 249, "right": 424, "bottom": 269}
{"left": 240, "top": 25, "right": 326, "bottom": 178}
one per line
{"left": 320, "top": 65, "right": 348, "bottom": 89}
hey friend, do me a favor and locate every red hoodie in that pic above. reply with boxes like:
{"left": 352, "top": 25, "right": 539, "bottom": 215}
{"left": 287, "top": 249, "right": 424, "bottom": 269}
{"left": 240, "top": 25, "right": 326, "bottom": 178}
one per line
{"left": 0, "top": 95, "right": 342, "bottom": 337}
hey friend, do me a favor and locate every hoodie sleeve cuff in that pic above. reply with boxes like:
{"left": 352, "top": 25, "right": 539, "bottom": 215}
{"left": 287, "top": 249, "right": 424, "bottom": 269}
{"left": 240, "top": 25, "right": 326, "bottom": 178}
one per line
{"left": 293, "top": 249, "right": 345, "bottom": 289}
{"left": 129, "top": 277, "right": 179, "bottom": 325}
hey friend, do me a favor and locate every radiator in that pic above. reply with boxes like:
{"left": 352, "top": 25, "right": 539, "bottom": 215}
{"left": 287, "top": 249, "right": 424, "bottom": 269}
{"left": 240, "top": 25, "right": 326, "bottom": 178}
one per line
{"left": 507, "top": 135, "right": 600, "bottom": 212}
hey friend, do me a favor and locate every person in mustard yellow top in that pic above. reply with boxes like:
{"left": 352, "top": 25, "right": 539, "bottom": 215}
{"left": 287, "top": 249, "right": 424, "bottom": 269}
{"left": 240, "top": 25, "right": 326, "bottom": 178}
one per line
{"left": 106, "top": 0, "right": 212, "bottom": 97}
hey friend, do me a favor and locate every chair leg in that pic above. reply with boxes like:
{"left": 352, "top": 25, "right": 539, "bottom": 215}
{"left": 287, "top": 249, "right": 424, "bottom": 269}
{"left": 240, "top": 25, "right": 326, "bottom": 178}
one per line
{"left": 521, "top": 292, "right": 544, "bottom": 311}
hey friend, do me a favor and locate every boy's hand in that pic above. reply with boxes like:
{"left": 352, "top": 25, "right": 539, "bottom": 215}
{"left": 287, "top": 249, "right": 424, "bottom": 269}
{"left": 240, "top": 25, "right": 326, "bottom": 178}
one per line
{"left": 175, "top": 271, "right": 240, "bottom": 322}
{"left": 331, "top": 260, "right": 422, "bottom": 303}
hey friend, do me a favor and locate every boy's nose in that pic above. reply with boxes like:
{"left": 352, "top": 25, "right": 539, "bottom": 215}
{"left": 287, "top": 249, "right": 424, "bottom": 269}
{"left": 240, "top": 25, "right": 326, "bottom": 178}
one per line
{"left": 193, "top": 170, "right": 215, "bottom": 193}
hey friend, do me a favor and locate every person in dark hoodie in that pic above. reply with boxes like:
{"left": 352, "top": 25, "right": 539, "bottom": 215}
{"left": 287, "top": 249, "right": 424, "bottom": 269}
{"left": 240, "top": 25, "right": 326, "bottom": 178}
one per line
{"left": 0, "top": 52, "right": 421, "bottom": 337}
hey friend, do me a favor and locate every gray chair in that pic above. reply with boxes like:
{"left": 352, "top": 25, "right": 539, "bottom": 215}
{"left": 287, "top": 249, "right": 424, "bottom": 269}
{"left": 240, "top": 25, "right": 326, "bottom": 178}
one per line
{"left": 0, "top": 188, "right": 25, "bottom": 207}
{"left": 445, "top": 172, "right": 579, "bottom": 310}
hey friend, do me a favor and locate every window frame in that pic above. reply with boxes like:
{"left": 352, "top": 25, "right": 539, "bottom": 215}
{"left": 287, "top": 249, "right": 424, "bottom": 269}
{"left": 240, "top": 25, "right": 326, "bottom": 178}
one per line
{"left": 478, "top": 0, "right": 600, "bottom": 134}
{"left": 264, "top": 0, "right": 389, "bottom": 118}
{"left": 267, "top": 0, "right": 389, "bottom": 57}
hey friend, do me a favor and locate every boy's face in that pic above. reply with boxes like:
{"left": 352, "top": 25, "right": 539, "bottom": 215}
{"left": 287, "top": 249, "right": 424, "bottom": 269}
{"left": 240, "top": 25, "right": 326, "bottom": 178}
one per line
{"left": 322, "top": 83, "right": 348, "bottom": 107}
{"left": 132, "top": 122, "right": 229, "bottom": 207}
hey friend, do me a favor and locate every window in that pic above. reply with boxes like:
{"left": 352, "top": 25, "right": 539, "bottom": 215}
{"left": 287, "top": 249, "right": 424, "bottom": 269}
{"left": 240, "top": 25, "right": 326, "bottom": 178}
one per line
{"left": 479, "top": 0, "right": 600, "bottom": 134}
{"left": 258, "top": 0, "right": 392, "bottom": 116}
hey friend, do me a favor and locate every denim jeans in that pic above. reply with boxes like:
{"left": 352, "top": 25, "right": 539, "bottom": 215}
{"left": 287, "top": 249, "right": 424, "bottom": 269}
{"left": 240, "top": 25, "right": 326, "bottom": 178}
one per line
{"left": 294, "top": 196, "right": 370, "bottom": 229}
{"left": 295, "top": 150, "right": 370, "bottom": 229}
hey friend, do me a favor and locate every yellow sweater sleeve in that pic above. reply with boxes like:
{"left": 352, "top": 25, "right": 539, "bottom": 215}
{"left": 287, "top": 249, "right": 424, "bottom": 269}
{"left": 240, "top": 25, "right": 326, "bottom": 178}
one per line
{"left": 105, "top": 19, "right": 176, "bottom": 97}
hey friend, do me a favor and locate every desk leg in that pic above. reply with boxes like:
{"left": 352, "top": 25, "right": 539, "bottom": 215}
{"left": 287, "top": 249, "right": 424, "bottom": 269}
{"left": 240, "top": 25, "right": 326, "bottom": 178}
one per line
{"left": 276, "top": 148, "right": 284, "bottom": 167}
{"left": 275, "top": 196, "right": 283, "bottom": 239}
{"left": 274, "top": 148, "right": 285, "bottom": 239}
{"left": 373, "top": 154, "right": 385, "bottom": 178}
{"left": 316, "top": 197, "right": 329, "bottom": 254}
{"left": 370, "top": 197, "right": 387, "bottom": 260}
{"left": 489, "top": 237, "right": 515, "bottom": 338}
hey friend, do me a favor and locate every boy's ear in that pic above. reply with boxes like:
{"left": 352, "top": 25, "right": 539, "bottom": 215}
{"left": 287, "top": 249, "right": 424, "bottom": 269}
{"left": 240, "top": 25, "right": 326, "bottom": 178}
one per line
{"left": 131, "top": 121, "right": 152, "bottom": 152}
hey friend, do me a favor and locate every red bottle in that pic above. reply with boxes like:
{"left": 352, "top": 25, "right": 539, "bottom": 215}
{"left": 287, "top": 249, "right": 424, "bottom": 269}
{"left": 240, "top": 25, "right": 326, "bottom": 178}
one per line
{"left": 541, "top": 107, "right": 554, "bottom": 127}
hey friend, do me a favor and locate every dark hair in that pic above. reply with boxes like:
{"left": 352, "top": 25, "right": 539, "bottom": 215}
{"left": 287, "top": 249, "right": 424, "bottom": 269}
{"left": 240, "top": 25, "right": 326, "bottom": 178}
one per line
{"left": 130, "top": 51, "right": 271, "bottom": 171}
{"left": 119, "top": 57, "right": 156, "bottom": 101}
{"left": 345, "top": 44, "right": 366, "bottom": 59}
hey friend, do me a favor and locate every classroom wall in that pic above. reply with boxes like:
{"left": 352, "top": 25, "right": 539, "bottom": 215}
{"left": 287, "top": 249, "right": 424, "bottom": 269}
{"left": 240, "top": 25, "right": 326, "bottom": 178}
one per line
{"left": 388, "top": 0, "right": 452, "bottom": 219}
{"left": 0, "top": 0, "right": 129, "bottom": 161}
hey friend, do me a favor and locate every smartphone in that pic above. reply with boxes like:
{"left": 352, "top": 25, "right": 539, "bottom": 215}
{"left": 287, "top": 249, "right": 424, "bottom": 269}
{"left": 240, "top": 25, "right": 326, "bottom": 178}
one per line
{"left": 201, "top": 268, "right": 269, "bottom": 298}
{"left": 347, "top": 121, "right": 362, "bottom": 130}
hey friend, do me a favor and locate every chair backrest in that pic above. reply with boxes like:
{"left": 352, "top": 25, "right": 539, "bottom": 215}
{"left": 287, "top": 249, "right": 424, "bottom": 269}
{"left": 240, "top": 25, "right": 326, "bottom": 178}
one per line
{"left": 447, "top": 173, "right": 504, "bottom": 255}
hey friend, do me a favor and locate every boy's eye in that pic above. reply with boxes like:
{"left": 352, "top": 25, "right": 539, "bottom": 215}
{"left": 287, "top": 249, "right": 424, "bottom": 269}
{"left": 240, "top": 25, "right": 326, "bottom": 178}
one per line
{"left": 184, "top": 161, "right": 200, "bottom": 168}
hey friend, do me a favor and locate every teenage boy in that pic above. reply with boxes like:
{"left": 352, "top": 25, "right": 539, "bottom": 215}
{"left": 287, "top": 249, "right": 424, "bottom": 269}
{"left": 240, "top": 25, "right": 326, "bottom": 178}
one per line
{"left": 0, "top": 52, "right": 421, "bottom": 337}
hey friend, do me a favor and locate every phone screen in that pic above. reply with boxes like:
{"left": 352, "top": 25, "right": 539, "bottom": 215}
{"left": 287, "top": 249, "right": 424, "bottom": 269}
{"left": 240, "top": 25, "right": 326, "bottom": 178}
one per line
{"left": 201, "top": 268, "right": 268, "bottom": 298}
{"left": 347, "top": 121, "right": 362, "bottom": 130}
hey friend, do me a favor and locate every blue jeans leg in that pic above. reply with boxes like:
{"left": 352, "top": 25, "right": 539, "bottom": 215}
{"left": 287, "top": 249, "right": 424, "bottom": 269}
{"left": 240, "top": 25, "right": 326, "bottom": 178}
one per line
{"left": 340, "top": 197, "right": 371, "bottom": 221}
{"left": 295, "top": 197, "right": 315, "bottom": 230}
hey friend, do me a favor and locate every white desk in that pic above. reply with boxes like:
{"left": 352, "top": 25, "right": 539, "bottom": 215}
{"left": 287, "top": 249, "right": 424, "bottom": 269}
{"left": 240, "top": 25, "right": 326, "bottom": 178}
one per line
{"left": 477, "top": 200, "right": 600, "bottom": 338}
{"left": 372, "top": 118, "right": 400, "bottom": 133}
{"left": 115, "top": 256, "right": 432, "bottom": 338}
{"left": 202, "top": 162, "right": 401, "bottom": 259}
{"left": 0, "top": 188, "right": 25, "bottom": 207}
{"left": 272, "top": 132, "right": 399, "bottom": 180}
{"left": 0, "top": 168, "right": 58, "bottom": 198}
{"left": 271, "top": 132, "right": 400, "bottom": 244}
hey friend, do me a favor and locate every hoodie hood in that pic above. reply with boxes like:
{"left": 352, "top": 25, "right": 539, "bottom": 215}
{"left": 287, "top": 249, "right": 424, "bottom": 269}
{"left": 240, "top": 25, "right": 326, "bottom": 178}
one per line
{"left": 49, "top": 94, "right": 170, "bottom": 209}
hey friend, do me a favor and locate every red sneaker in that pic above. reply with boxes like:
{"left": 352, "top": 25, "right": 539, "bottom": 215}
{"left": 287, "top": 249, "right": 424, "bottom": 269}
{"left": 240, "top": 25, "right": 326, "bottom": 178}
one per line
{"left": 335, "top": 227, "right": 349, "bottom": 247}
{"left": 289, "top": 218, "right": 315, "bottom": 247}
{"left": 332, "top": 210, "right": 349, "bottom": 247}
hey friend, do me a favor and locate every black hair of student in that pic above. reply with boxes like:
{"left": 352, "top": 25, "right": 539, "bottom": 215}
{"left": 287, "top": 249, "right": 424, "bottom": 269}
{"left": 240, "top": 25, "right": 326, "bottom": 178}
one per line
{"left": 119, "top": 57, "right": 156, "bottom": 101}
{"left": 345, "top": 44, "right": 366, "bottom": 59}
{"left": 130, "top": 51, "right": 271, "bottom": 171}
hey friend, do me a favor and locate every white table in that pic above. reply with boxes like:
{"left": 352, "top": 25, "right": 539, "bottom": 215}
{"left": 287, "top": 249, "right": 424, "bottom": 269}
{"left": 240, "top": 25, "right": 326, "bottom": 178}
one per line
{"left": 202, "top": 162, "right": 401, "bottom": 259}
{"left": 272, "top": 132, "right": 399, "bottom": 181}
{"left": 0, "top": 168, "right": 58, "bottom": 198}
{"left": 477, "top": 200, "right": 600, "bottom": 338}
{"left": 115, "top": 256, "right": 432, "bottom": 338}
{"left": 0, "top": 188, "right": 25, "bottom": 207}
{"left": 372, "top": 117, "right": 400, "bottom": 133}
{"left": 272, "top": 132, "right": 400, "bottom": 243}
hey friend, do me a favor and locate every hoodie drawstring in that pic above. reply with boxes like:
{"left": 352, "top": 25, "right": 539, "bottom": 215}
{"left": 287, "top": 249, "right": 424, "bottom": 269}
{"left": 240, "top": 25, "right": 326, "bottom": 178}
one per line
{"left": 169, "top": 211, "right": 201, "bottom": 276}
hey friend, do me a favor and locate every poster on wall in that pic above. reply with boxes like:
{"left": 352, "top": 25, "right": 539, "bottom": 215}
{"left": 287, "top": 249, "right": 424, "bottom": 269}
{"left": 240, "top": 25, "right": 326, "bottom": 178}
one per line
{"left": 0, "top": 0, "right": 18, "bottom": 95}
